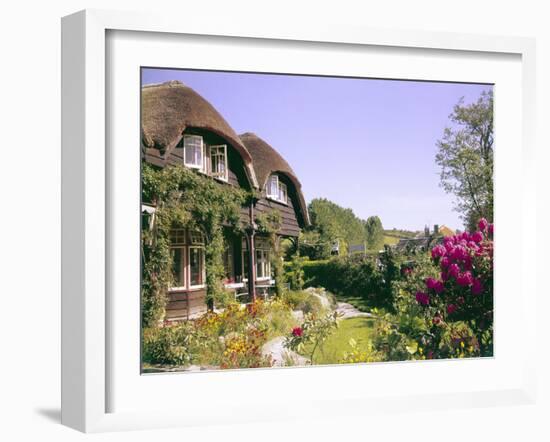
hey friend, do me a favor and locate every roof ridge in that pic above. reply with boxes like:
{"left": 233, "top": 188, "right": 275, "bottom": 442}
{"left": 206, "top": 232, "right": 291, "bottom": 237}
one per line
{"left": 142, "top": 80, "right": 186, "bottom": 89}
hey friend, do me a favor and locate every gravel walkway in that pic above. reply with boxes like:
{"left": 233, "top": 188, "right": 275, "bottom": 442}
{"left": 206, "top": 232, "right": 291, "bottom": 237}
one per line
{"left": 261, "top": 336, "right": 309, "bottom": 367}
{"left": 335, "top": 302, "right": 373, "bottom": 319}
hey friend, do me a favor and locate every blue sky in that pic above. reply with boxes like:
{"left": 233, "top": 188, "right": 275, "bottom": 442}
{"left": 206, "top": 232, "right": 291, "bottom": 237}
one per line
{"left": 142, "top": 68, "right": 491, "bottom": 231}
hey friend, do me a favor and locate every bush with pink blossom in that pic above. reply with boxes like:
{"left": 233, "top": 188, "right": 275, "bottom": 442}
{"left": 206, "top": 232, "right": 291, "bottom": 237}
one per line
{"left": 372, "top": 219, "right": 493, "bottom": 360}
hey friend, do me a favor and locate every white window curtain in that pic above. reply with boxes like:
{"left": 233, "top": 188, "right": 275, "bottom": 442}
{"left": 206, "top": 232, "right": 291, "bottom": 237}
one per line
{"left": 183, "top": 135, "right": 204, "bottom": 169}
{"left": 267, "top": 175, "right": 279, "bottom": 199}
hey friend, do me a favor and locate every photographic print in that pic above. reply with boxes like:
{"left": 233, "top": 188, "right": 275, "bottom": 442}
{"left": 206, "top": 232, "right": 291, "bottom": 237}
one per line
{"left": 140, "top": 68, "right": 494, "bottom": 373}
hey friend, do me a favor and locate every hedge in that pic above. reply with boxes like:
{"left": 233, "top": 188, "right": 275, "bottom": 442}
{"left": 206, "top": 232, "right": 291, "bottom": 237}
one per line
{"left": 284, "top": 254, "right": 395, "bottom": 311}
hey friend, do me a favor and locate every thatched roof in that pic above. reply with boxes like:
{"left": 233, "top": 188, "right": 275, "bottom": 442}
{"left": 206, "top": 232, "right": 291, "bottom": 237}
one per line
{"left": 239, "top": 132, "right": 310, "bottom": 226}
{"left": 141, "top": 81, "right": 258, "bottom": 187}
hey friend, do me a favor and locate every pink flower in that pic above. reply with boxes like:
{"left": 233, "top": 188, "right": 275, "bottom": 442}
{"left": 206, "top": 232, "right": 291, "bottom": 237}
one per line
{"left": 472, "top": 278, "right": 484, "bottom": 295}
{"left": 471, "top": 231, "right": 484, "bottom": 243}
{"left": 448, "top": 263, "right": 460, "bottom": 278}
{"left": 415, "top": 292, "right": 430, "bottom": 306}
{"left": 488, "top": 224, "right": 494, "bottom": 235}
{"left": 431, "top": 245, "right": 446, "bottom": 259}
{"left": 425, "top": 277, "right": 444, "bottom": 294}
{"left": 292, "top": 327, "right": 303, "bottom": 337}
{"left": 463, "top": 256, "right": 473, "bottom": 271}
{"left": 440, "top": 257, "right": 451, "bottom": 268}
{"left": 441, "top": 271, "right": 449, "bottom": 282}
{"left": 451, "top": 246, "right": 467, "bottom": 261}
{"left": 478, "top": 218, "right": 489, "bottom": 231}
{"left": 457, "top": 271, "right": 473, "bottom": 287}
{"left": 446, "top": 304, "right": 457, "bottom": 315}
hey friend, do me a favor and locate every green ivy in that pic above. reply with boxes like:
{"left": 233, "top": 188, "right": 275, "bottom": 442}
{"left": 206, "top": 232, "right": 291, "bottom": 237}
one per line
{"left": 141, "top": 162, "right": 249, "bottom": 327}
{"left": 256, "top": 209, "right": 286, "bottom": 297}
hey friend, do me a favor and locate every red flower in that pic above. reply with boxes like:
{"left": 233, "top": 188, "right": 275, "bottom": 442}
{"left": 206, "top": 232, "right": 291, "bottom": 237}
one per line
{"left": 292, "top": 327, "right": 303, "bottom": 337}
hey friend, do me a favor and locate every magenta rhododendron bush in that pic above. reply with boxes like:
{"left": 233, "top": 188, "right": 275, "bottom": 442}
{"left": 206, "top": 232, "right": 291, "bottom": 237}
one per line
{"left": 372, "top": 218, "right": 493, "bottom": 361}
{"left": 415, "top": 218, "right": 494, "bottom": 356}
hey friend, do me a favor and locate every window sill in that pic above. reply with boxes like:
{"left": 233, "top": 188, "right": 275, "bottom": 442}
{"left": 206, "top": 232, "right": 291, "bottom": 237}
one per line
{"left": 188, "top": 285, "right": 206, "bottom": 291}
{"left": 266, "top": 196, "right": 288, "bottom": 206}
{"left": 168, "top": 286, "right": 187, "bottom": 292}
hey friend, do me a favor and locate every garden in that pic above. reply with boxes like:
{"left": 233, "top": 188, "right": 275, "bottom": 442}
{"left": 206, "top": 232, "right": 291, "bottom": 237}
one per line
{"left": 141, "top": 88, "right": 494, "bottom": 372}
{"left": 142, "top": 217, "right": 493, "bottom": 371}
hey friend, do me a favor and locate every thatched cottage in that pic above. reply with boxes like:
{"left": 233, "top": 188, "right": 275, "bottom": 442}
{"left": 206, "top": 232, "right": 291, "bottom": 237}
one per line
{"left": 141, "top": 80, "right": 309, "bottom": 320}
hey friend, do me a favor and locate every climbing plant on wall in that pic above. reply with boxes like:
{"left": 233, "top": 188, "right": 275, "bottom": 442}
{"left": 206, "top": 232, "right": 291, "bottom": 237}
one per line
{"left": 256, "top": 209, "right": 286, "bottom": 297}
{"left": 141, "top": 162, "right": 250, "bottom": 327}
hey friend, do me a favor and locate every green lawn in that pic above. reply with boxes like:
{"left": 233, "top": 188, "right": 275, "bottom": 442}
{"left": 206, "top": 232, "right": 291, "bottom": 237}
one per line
{"left": 301, "top": 317, "right": 377, "bottom": 365}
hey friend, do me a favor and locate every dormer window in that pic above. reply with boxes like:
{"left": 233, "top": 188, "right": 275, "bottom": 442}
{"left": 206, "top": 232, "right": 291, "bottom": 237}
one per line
{"left": 210, "top": 145, "right": 228, "bottom": 182}
{"left": 266, "top": 175, "right": 287, "bottom": 204}
{"left": 183, "top": 135, "right": 204, "bottom": 170}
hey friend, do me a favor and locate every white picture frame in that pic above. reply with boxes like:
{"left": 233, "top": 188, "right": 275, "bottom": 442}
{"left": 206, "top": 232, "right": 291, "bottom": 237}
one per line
{"left": 61, "top": 9, "right": 537, "bottom": 433}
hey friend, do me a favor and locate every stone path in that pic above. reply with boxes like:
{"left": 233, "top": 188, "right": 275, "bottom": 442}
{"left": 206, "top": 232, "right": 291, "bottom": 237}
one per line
{"left": 261, "top": 336, "right": 310, "bottom": 367}
{"left": 335, "top": 302, "right": 373, "bottom": 319}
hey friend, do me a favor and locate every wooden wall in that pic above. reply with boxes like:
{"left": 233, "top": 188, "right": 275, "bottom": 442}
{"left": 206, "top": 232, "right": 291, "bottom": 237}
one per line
{"left": 165, "top": 289, "right": 207, "bottom": 321}
{"left": 254, "top": 174, "right": 302, "bottom": 238}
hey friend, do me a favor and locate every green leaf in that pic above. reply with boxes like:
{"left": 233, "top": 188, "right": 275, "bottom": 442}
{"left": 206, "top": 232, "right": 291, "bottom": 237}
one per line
{"left": 405, "top": 340, "right": 418, "bottom": 355}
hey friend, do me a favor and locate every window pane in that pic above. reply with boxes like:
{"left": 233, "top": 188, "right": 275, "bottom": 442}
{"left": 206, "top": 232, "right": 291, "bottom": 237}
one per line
{"left": 184, "top": 135, "right": 202, "bottom": 168}
{"left": 279, "top": 183, "right": 287, "bottom": 203}
{"left": 243, "top": 250, "right": 249, "bottom": 278}
{"left": 223, "top": 245, "right": 234, "bottom": 279}
{"left": 171, "top": 248, "right": 185, "bottom": 287}
{"left": 210, "top": 146, "right": 227, "bottom": 179}
{"left": 190, "top": 247, "right": 204, "bottom": 286}
{"left": 256, "top": 250, "right": 263, "bottom": 278}
{"left": 267, "top": 175, "right": 277, "bottom": 197}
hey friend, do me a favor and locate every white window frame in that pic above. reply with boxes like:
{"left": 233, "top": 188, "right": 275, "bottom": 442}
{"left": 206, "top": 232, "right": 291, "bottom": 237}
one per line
{"left": 210, "top": 144, "right": 228, "bottom": 182}
{"left": 168, "top": 229, "right": 187, "bottom": 291}
{"left": 278, "top": 181, "right": 288, "bottom": 204}
{"left": 183, "top": 134, "right": 205, "bottom": 171}
{"left": 188, "top": 245, "right": 206, "bottom": 289}
{"left": 266, "top": 174, "right": 288, "bottom": 204}
{"left": 266, "top": 175, "right": 279, "bottom": 200}
{"left": 255, "top": 248, "right": 271, "bottom": 280}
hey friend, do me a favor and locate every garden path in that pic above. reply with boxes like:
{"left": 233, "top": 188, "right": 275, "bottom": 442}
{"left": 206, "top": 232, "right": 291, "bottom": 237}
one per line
{"left": 335, "top": 302, "right": 373, "bottom": 319}
{"left": 262, "top": 337, "right": 309, "bottom": 367}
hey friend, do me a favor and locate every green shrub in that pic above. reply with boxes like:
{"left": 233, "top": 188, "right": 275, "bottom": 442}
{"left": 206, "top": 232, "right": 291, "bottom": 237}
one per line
{"left": 143, "top": 324, "right": 199, "bottom": 365}
{"left": 291, "top": 255, "right": 396, "bottom": 311}
{"left": 287, "top": 255, "right": 305, "bottom": 290}
{"left": 282, "top": 290, "right": 326, "bottom": 317}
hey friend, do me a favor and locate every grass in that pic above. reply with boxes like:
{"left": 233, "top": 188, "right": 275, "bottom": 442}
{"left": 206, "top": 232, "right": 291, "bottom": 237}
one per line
{"left": 383, "top": 235, "right": 401, "bottom": 246}
{"left": 300, "top": 317, "right": 377, "bottom": 365}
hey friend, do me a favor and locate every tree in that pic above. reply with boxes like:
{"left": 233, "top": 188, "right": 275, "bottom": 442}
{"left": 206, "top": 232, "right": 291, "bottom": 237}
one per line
{"left": 365, "top": 216, "right": 384, "bottom": 250}
{"left": 304, "top": 198, "right": 366, "bottom": 259}
{"left": 435, "top": 90, "right": 493, "bottom": 231}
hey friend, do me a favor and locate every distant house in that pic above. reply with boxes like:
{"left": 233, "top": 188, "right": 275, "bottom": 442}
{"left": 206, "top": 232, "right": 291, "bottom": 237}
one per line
{"left": 438, "top": 225, "right": 456, "bottom": 237}
{"left": 141, "top": 81, "right": 309, "bottom": 320}
{"left": 394, "top": 224, "right": 445, "bottom": 253}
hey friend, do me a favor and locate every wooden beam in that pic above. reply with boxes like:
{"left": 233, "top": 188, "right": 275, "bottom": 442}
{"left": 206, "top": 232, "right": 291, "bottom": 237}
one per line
{"left": 247, "top": 203, "right": 257, "bottom": 301}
